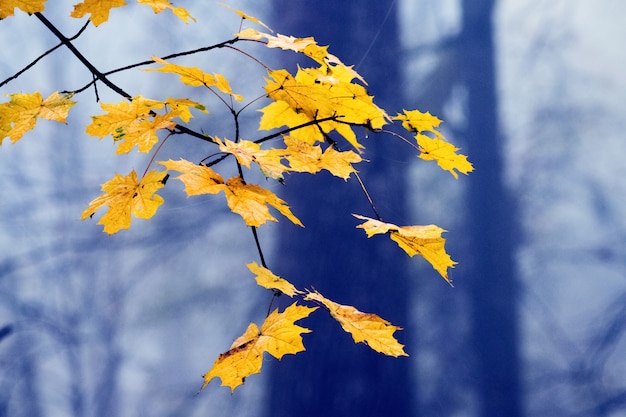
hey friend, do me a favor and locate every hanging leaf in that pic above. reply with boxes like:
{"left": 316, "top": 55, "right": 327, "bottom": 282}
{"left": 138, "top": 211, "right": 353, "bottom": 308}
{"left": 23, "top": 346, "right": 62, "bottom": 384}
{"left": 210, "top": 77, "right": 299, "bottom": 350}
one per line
{"left": 202, "top": 302, "right": 317, "bottom": 392}
{"left": 81, "top": 169, "right": 167, "bottom": 234}
{"left": 305, "top": 290, "right": 407, "bottom": 357}
{"left": 353, "top": 214, "right": 456, "bottom": 284}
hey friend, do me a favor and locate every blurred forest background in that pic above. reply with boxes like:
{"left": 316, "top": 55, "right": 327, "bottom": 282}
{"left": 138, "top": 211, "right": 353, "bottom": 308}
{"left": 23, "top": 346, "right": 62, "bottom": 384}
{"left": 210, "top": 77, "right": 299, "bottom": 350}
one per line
{"left": 1, "top": 1, "right": 625, "bottom": 417}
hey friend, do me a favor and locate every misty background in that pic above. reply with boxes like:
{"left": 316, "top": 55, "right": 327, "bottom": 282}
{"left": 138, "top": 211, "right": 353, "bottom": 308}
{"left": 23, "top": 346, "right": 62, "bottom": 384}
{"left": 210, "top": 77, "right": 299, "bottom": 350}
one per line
{"left": 1, "top": 1, "right": 625, "bottom": 416}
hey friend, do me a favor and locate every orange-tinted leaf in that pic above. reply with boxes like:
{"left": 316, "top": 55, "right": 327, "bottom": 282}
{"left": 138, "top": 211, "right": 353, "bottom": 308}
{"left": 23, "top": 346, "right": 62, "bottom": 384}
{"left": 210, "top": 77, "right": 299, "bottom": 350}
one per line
{"left": 305, "top": 290, "right": 407, "bottom": 357}
{"left": 70, "top": 0, "right": 126, "bottom": 26}
{"left": 137, "top": 0, "right": 195, "bottom": 23}
{"left": 148, "top": 57, "right": 243, "bottom": 101}
{"left": 0, "top": 91, "right": 75, "bottom": 145}
{"left": 353, "top": 214, "right": 456, "bottom": 284}
{"left": 202, "top": 302, "right": 316, "bottom": 392}
{"left": 394, "top": 109, "right": 473, "bottom": 178}
{"left": 247, "top": 262, "right": 301, "bottom": 297}
{"left": 0, "top": 0, "right": 46, "bottom": 18}
{"left": 81, "top": 169, "right": 166, "bottom": 234}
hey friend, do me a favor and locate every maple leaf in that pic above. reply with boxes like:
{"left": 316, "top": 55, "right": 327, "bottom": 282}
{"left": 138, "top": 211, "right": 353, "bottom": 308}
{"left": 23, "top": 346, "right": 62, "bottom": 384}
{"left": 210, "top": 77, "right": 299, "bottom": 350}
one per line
{"left": 220, "top": 3, "right": 271, "bottom": 32}
{"left": 305, "top": 290, "right": 407, "bottom": 357}
{"left": 216, "top": 138, "right": 288, "bottom": 181}
{"left": 0, "top": 0, "right": 46, "bottom": 18}
{"left": 159, "top": 159, "right": 303, "bottom": 227}
{"left": 148, "top": 57, "right": 243, "bottom": 101}
{"left": 81, "top": 169, "right": 166, "bottom": 234}
{"left": 283, "top": 135, "right": 362, "bottom": 180}
{"left": 137, "top": 0, "right": 195, "bottom": 23}
{"left": 70, "top": 0, "right": 126, "bottom": 26}
{"left": 247, "top": 262, "right": 301, "bottom": 297}
{"left": 260, "top": 67, "right": 387, "bottom": 150}
{"left": 353, "top": 214, "right": 456, "bottom": 284}
{"left": 202, "top": 302, "right": 317, "bottom": 392}
{"left": 0, "top": 91, "right": 75, "bottom": 145}
{"left": 224, "top": 176, "right": 303, "bottom": 227}
{"left": 235, "top": 28, "right": 364, "bottom": 83}
{"left": 85, "top": 95, "right": 204, "bottom": 154}
{"left": 394, "top": 109, "right": 473, "bottom": 179}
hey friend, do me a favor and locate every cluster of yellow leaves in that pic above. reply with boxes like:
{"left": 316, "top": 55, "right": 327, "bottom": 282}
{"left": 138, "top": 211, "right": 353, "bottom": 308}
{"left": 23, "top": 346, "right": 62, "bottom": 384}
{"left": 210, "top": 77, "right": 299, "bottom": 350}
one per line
{"left": 353, "top": 214, "right": 456, "bottom": 285}
{"left": 0, "top": 92, "right": 75, "bottom": 145}
{"left": 0, "top": 0, "right": 194, "bottom": 24}
{"left": 202, "top": 263, "right": 407, "bottom": 392}
{"left": 85, "top": 95, "right": 206, "bottom": 154}
{"left": 159, "top": 159, "right": 302, "bottom": 228}
{"left": 236, "top": 28, "right": 386, "bottom": 151}
{"left": 394, "top": 109, "right": 473, "bottom": 179}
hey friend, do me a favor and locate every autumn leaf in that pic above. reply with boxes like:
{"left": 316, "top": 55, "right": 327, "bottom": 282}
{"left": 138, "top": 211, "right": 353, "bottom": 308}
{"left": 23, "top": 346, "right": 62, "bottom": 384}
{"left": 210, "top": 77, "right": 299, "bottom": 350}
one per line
{"left": 0, "top": 0, "right": 46, "bottom": 18}
{"left": 260, "top": 67, "right": 387, "bottom": 150}
{"left": 70, "top": 0, "right": 126, "bottom": 26}
{"left": 216, "top": 138, "right": 288, "bottom": 181}
{"left": 0, "top": 91, "right": 75, "bottom": 145}
{"left": 160, "top": 159, "right": 303, "bottom": 227}
{"left": 353, "top": 214, "right": 456, "bottom": 284}
{"left": 158, "top": 158, "right": 225, "bottom": 195}
{"left": 283, "top": 135, "right": 362, "bottom": 180}
{"left": 394, "top": 109, "right": 473, "bottom": 178}
{"left": 220, "top": 3, "right": 271, "bottom": 31}
{"left": 247, "top": 262, "right": 301, "bottom": 297}
{"left": 235, "top": 28, "right": 364, "bottom": 83}
{"left": 81, "top": 169, "right": 166, "bottom": 234}
{"left": 224, "top": 176, "right": 303, "bottom": 227}
{"left": 137, "top": 0, "right": 195, "bottom": 23}
{"left": 202, "top": 302, "right": 317, "bottom": 392}
{"left": 85, "top": 95, "right": 205, "bottom": 154}
{"left": 148, "top": 57, "right": 243, "bottom": 101}
{"left": 305, "top": 290, "right": 407, "bottom": 357}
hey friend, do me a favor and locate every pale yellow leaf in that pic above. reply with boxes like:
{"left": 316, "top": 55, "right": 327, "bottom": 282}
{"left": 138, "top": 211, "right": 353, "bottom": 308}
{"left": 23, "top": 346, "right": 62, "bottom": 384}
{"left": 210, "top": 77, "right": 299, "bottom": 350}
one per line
{"left": 305, "top": 290, "right": 407, "bottom": 357}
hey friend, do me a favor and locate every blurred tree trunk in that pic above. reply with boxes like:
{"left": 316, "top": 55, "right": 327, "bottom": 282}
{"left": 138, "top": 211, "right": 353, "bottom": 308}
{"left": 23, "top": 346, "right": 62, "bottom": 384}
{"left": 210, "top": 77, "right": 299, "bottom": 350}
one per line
{"left": 266, "top": 2, "right": 415, "bottom": 417}
{"left": 459, "top": 1, "right": 523, "bottom": 416}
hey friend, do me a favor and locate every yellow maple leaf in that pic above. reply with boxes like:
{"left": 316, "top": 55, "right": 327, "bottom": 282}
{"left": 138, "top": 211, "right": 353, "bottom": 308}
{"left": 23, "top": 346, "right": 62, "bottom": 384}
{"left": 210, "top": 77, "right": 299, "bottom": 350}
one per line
{"left": 85, "top": 95, "right": 204, "bottom": 154}
{"left": 70, "top": 0, "right": 126, "bottom": 26}
{"left": 148, "top": 57, "right": 243, "bottom": 101}
{"left": 158, "top": 158, "right": 226, "bottom": 195}
{"left": 353, "top": 214, "right": 456, "bottom": 284}
{"left": 137, "top": 0, "right": 195, "bottom": 23}
{"left": 0, "top": 91, "right": 75, "bottom": 145}
{"left": 81, "top": 169, "right": 166, "bottom": 234}
{"left": 160, "top": 159, "right": 303, "bottom": 227}
{"left": 0, "top": 0, "right": 46, "bottom": 18}
{"left": 305, "top": 290, "right": 407, "bottom": 357}
{"left": 202, "top": 302, "right": 317, "bottom": 392}
{"left": 220, "top": 3, "right": 272, "bottom": 32}
{"left": 247, "top": 262, "right": 301, "bottom": 297}
{"left": 394, "top": 109, "right": 473, "bottom": 179}
{"left": 261, "top": 67, "right": 387, "bottom": 150}
{"left": 283, "top": 135, "right": 362, "bottom": 180}
{"left": 216, "top": 138, "right": 288, "bottom": 180}
{"left": 224, "top": 176, "right": 303, "bottom": 227}
{"left": 235, "top": 28, "right": 364, "bottom": 83}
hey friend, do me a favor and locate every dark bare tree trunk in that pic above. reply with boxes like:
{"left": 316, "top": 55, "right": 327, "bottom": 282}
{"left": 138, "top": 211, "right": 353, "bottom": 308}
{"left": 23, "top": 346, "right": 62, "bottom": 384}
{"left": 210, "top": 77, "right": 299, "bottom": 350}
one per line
{"left": 266, "top": 2, "right": 415, "bottom": 417}
{"left": 460, "top": 1, "right": 523, "bottom": 416}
